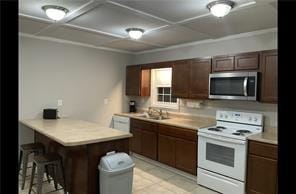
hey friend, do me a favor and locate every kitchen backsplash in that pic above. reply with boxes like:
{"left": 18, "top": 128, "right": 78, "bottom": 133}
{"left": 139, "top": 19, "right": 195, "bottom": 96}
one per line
{"left": 128, "top": 97, "right": 277, "bottom": 132}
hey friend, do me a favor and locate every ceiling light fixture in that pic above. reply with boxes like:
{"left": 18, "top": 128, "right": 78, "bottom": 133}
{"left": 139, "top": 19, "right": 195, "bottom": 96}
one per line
{"left": 207, "top": 0, "right": 235, "bottom": 18}
{"left": 42, "top": 5, "right": 69, "bottom": 21}
{"left": 126, "top": 28, "right": 144, "bottom": 40}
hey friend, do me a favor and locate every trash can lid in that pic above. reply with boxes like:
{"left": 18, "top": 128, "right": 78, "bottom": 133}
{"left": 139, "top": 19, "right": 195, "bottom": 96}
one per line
{"left": 99, "top": 152, "right": 134, "bottom": 171}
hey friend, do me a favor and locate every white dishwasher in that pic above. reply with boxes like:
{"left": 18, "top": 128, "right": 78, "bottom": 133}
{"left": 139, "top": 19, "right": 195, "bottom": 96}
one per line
{"left": 112, "top": 115, "right": 130, "bottom": 132}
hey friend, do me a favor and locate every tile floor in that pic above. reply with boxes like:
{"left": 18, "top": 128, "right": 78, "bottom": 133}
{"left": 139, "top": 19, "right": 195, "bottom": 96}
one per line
{"left": 19, "top": 156, "right": 218, "bottom": 194}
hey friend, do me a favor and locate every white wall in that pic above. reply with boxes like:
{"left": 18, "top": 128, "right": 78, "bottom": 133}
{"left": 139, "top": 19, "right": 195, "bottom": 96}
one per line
{"left": 130, "top": 31, "right": 278, "bottom": 131}
{"left": 19, "top": 36, "right": 132, "bottom": 145}
{"left": 132, "top": 31, "right": 277, "bottom": 64}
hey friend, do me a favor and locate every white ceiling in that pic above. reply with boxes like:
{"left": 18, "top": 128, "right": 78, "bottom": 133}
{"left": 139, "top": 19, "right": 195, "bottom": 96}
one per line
{"left": 19, "top": 0, "right": 277, "bottom": 53}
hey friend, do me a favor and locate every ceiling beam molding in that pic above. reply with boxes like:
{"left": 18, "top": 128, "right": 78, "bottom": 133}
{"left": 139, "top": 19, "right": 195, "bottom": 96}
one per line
{"left": 34, "top": 0, "right": 107, "bottom": 36}
{"left": 19, "top": 32, "right": 134, "bottom": 54}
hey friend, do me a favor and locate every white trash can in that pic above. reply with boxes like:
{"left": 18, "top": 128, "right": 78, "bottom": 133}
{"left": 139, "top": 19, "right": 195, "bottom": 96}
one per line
{"left": 98, "top": 152, "right": 135, "bottom": 194}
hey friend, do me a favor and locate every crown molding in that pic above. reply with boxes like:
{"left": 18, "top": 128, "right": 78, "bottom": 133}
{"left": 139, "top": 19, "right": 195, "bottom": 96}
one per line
{"left": 19, "top": 33, "right": 134, "bottom": 54}
{"left": 135, "top": 28, "right": 277, "bottom": 55}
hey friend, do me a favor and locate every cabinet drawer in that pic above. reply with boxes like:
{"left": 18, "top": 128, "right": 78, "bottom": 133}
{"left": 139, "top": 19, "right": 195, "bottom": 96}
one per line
{"left": 158, "top": 124, "right": 196, "bottom": 142}
{"left": 248, "top": 140, "right": 277, "bottom": 160}
{"left": 131, "top": 118, "right": 158, "bottom": 132}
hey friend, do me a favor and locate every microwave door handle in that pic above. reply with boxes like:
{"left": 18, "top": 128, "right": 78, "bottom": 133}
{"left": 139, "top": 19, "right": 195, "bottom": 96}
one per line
{"left": 243, "top": 77, "right": 248, "bottom": 96}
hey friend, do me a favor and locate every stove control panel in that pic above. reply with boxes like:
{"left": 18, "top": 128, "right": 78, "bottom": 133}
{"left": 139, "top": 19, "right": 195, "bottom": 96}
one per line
{"left": 216, "top": 110, "right": 263, "bottom": 125}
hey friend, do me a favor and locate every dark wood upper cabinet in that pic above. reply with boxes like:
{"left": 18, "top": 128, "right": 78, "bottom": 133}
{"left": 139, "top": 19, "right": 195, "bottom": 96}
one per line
{"left": 172, "top": 60, "right": 190, "bottom": 98}
{"left": 212, "top": 52, "right": 260, "bottom": 72}
{"left": 247, "top": 141, "right": 278, "bottom": 194}
{"left": 126, "top": 65, "right": 150, "bottom": 96}
{"left": 260, "top": 50, "right": 278, "bottom": 103}
{"left": 189, "top": 58, "right": 211, "bottom": 99}
{"left": 235, "top": 52, "right": 259, "bottom": 70}
{"left": 212, "top": 55, "right": 234, "bottom": 72}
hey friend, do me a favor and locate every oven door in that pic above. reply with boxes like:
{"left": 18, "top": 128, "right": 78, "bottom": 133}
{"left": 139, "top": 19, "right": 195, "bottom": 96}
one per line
{"left": 198, "top": 132, "right": 247, "bottom": 181}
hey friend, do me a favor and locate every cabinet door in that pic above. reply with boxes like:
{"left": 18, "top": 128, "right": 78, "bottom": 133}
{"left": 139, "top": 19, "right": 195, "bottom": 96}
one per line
{"left": 189, "top": 59, "right": 211, "bottom": 99}
{"left": 235, "top": 52, "right": 259, "bottom": 70}
{"left": 142, "top": 130, "right": 157, "bottom": 160}
{"left": 140, "top": 69, "right": 151, "bottom": 96}
{"left": 158, "top": 134, "right": 175, "bottom": 167}
{"left": 212, "top": 56, "right": 234, "bottom": 72}
{"left": 126, "top": 65, "right": 141, "bottom": 96}
{"left": 260, "top": 50, "right": 278, "bottom": 103}
{"left": 172, "top": 60, "right": 190, "bottom": 98}
{"left": 175, "top": 138, "right": 197, "bottom": 175}
{"left": 130, "top": 128, "right": 142, "bottom": 154}
{"left": 247, "top": 154, "right": 277, "bottom": 194}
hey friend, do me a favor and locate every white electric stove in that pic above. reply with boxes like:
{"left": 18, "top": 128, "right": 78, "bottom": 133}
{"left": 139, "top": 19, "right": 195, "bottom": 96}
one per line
{"left": 197, "top": 110, "right": 263, "bottom": 194}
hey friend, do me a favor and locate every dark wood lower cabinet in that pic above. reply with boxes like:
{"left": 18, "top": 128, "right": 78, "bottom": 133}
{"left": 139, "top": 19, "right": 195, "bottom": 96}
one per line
{"left": 130, "top": 119, "right": 197, "bottom": 176}
{"left": 246, "top": 141, "right": 278, "bottom": 194}
{"left": 141, "top": 129, "right": 157, "bottom": 160}
{"left": 158, "top": 134, "right": 176, "bottom": 167}
{"left": 175, "top": 138, "right": 197, "bottom": 175}
{"left": 130, "top": 128, "right": 142, "bottom": 154}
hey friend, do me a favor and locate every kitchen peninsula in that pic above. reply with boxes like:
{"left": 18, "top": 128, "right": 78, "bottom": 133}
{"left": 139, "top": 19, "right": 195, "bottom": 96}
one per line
{"left": 19, "top": 119, "right": 132, "bottom": 194}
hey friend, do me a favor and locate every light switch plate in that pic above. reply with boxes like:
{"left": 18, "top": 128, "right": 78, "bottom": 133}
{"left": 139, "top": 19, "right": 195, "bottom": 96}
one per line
{"left": 57, "top": 99, "right": 63, "bottom": 106}
{"left": 104, "top": 98, "right": 108, "bottom": 105}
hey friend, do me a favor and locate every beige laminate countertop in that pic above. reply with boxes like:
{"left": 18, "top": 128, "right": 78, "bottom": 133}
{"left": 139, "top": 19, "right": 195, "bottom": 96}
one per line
{"left": 20, "top": 118, "right": 132, "bottom": 146}
{"left": 247, "top": 127, "right": 278, "bottom": 145}
{"left": 115, "top": 112, "right": 216, "bottom": 130}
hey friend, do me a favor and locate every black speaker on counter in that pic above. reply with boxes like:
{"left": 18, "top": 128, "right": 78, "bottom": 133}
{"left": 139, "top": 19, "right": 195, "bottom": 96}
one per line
{"left": 43, "top": 109, "right": 58, "bottom": 119}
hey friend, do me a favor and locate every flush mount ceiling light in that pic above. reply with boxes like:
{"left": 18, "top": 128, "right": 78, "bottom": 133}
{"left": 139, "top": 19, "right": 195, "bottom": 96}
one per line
{"left": 207, "top": 0, "right": 235, "bottom": 18}
{"left": 126, "top": 28, "right": 144, "bottom": 40}
{"left": 42, "top": 5, "right": 69, "bottom": 21}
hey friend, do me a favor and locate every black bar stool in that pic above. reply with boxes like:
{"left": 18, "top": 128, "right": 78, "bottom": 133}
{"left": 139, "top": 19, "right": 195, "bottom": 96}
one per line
{"left": 28, "top": 153, "right": 66, "bottom": 194}
{"left": 19, "top": 143, "right": 49, "bottom": 190}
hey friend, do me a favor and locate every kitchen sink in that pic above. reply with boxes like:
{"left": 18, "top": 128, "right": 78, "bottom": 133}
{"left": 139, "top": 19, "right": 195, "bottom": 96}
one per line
{"left": 136, "top": 114, "right": 170, "bottom": 120}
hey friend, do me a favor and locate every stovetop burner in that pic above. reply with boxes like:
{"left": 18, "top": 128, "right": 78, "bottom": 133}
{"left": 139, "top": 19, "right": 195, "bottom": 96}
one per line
{"left": 208, "top": 128, "right": 222, "bottom": 132}
{"left": 236, "top": 130, "right": 251, "bottom": 133}
{"left": 216, "top": 126, "right": 226, "bottom": 129}
{"left": 232, "top": 132, "right": 245, "bottom": 136}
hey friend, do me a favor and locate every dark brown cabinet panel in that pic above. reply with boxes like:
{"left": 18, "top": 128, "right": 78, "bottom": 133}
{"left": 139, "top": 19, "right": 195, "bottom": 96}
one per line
{"left": 175, "top": 138, "right": 197, "bottom": 175}
{"left": 260, "top": 50, "right": 278, "bottom": 103}
{"left": 212, "top": 56, "right": 234, "bottom": 72}
{"left": 235, "top": 52, "right": 259, "bottom": 70}
{"left": 130, "top": 119, "right": 157, "bottom": 159}
{"left": 172, "top": 60, "right": 190, "bottom": 98}
{"left": 141, "top": 129, "right": 157, "bottom": 160}
{"left": 189, "top": 58, "right": 211, "bottom": 99}
{"left": 125, "top": 65, "right": 150, "bottom": 96}
{"left": 158, "top": 134, "right": 175, "bottom": 167}
{"left": 130, "top": 128, "right": 142, "bottom": 154}
{"left": 247, "top": 141, "right": 278, "bottom": 194}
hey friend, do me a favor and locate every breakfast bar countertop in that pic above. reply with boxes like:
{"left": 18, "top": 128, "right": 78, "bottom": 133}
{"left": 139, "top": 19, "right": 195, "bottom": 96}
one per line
{"left": 19, "top": 118, "right": 132, "bottom": 146}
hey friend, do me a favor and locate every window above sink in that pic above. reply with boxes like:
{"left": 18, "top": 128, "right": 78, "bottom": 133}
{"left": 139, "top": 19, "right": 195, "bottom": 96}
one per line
{"left": 151, "top": 68, "right": 179, "bottom": 109}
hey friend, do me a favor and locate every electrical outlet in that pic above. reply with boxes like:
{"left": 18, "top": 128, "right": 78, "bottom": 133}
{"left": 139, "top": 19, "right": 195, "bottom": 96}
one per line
{"left": 187, "top": 101, "right": 195, "bottom": 108}
{"left": 57, "top": 99, "right": 63, "bottom": 106}
{"left": 104, "top": 98, "right": 108, "bottom": 105}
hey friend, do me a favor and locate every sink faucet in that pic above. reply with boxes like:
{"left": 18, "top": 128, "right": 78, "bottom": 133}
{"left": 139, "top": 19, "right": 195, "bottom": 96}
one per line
{"left": 147, "top": 107, "right": 168, "bottom": 119}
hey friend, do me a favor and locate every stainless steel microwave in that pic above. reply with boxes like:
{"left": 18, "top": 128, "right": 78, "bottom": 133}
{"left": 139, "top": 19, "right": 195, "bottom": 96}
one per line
{"left": 209, "top": 72, "right": 258, "bottom": 101}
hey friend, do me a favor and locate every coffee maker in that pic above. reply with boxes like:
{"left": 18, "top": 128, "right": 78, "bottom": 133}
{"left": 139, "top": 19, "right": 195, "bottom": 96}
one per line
{"left": 129, "top": 100, "right": 136, "bottom": 113}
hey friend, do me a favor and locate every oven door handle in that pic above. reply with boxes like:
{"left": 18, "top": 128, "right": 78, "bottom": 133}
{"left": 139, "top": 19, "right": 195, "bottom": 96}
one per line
{"left": 198, "top": 132, "right": 246, "bottom": 145}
